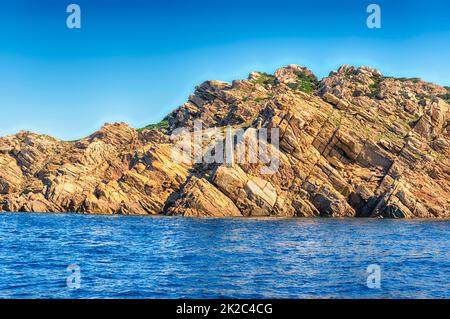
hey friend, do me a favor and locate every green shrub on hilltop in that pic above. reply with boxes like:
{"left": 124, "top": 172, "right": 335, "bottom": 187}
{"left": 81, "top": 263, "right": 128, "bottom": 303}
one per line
{"left": 137, "top": 119, "right": 169, "bottom": 132}
{"left": 392, "top": 77, "right": 422, "bottom": 83}
{"left": 251, "top": 72, "right": 276, "bottom": 86}
{"left": 368, "top": 76, "right": 383, "bottom": 97}
{"left": 441, "top": 94, "right": 450, "bottom": 103}
{"left": 383, "top": 76, "right": 422, "bottom": 83}
{"left": 439, "top": 86, "right": 450, "bottom": 103}
{"left": 289, "top": 71, "right": 319, "bottom": 94}
{"left": 344, "top": 69, "right": 359, "bottom": 77}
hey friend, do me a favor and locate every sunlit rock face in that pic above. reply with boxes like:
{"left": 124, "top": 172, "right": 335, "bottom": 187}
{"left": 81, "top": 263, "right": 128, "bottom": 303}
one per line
{"left": 1, "top": 65, "right": 449, "bottom": 218}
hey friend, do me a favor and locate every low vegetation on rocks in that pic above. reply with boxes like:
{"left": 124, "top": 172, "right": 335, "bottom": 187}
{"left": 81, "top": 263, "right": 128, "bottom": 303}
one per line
{"left": 441, "top": 86, "right": 450, "bottom": 103}
{"left": 289, "top": 71, "right": 319, "bottom": 93}
{"left": 137, "top": 119, "right": 169, "bottom": 132}
{"left": 251, "top": 72, "right": 276, "bottom": 86}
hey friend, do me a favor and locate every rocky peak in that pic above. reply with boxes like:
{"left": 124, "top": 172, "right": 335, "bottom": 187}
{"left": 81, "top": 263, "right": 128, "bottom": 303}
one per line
{"left": 84, "top": 122, "right": 140, "bottom": 150}
{"left": 274, "top": 64, "right": 316, "bottom": 85}
{"left": 1, "top": 64, "right": 449, "bottom": 218}
{"left": 333, "top": 64, "right": 382, "bottom": 77}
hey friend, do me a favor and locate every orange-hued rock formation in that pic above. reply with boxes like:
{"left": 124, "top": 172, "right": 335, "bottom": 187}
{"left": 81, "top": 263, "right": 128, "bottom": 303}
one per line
{"left": 1, "top": 65, "right": 449, "bottom": 218}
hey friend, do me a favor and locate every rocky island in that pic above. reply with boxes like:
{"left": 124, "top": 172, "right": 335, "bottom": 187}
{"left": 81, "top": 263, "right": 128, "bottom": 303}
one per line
{"left": 0, "top": 65, "right": 449, "bottom": 218}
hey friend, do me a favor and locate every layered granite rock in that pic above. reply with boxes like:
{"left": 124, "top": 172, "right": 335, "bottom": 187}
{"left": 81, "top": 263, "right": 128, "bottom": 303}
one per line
{"left": 1, "top": 65, "right": 449, "bottom": 218}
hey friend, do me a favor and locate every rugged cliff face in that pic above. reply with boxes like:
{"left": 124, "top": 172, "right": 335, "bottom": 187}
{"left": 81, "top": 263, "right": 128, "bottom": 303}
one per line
{"left": 1, "top": 65, "right": 449, "bottom": 218}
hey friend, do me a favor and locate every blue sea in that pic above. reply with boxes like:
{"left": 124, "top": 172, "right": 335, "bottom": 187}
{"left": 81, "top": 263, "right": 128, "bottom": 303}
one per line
{"left": 0, "top": 213, "right": 448, "bottom": 299}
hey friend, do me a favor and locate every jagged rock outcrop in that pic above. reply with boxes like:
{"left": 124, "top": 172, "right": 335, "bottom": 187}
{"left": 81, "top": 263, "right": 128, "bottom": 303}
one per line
{"left": 1, "top": 64, "right": 449, "bottom": 218}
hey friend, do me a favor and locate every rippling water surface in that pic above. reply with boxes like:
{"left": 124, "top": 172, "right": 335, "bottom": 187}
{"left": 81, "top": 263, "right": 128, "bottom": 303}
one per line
{"left": 0, "top": 213, "right": 448, "bottom": 298}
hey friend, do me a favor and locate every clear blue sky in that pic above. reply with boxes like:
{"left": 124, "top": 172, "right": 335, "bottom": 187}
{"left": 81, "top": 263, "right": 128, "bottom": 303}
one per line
{"left": 0, "top": 0, "right": 449, "bottom": 140}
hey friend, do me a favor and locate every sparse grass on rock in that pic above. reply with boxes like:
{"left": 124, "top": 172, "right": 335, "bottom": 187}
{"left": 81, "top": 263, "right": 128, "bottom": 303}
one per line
{"left": 441, "top": 86, "right": 450, "bottom": 103}
{"left": 287, "top": 71, "right": 319, "bottom": 94}
{"left": 137, "top": 119, "right": 169, "bottom": 132}
{"left": 251, "top": 72, "right": 276, "bottom": 86}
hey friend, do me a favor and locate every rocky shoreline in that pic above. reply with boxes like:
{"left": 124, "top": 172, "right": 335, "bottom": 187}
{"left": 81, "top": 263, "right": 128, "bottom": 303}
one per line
{"left": 1, "top": 64, "right": 449, "bottom": 218}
